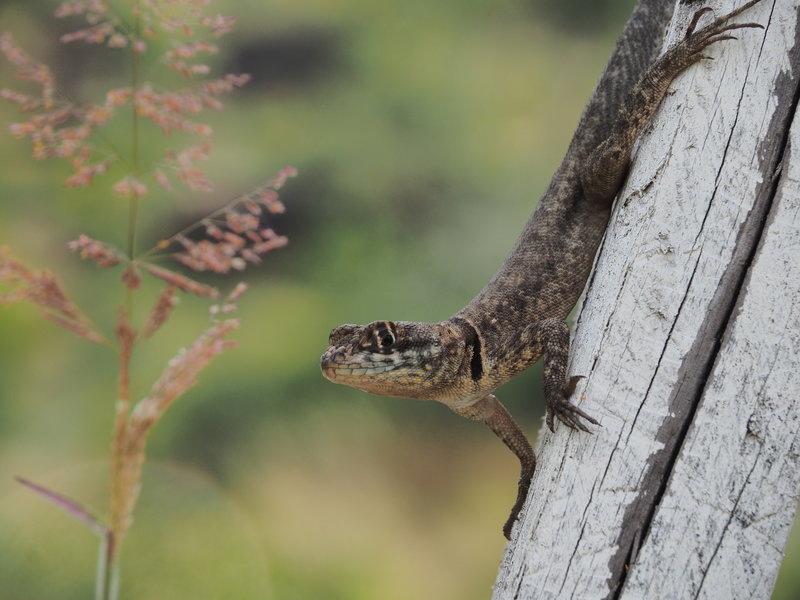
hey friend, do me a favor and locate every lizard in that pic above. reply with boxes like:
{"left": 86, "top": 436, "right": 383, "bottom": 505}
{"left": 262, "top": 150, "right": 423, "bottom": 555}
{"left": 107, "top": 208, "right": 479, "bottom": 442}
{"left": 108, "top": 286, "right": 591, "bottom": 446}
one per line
{"left": 320, "top": 0, "right": 765, "bottom": 540}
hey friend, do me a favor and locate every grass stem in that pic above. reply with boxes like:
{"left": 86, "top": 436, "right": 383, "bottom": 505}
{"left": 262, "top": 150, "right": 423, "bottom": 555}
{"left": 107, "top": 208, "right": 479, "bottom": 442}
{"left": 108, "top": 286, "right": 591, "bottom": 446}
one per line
{"left": 95, "top": 532, "right": 119, "bottom": 600}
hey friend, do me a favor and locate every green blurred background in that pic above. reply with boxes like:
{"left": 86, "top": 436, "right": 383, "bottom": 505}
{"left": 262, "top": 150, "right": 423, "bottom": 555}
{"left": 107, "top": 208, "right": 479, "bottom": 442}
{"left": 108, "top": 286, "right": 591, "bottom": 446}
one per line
{"left": 0, "top": 1, "right": 797, "bottom": 598}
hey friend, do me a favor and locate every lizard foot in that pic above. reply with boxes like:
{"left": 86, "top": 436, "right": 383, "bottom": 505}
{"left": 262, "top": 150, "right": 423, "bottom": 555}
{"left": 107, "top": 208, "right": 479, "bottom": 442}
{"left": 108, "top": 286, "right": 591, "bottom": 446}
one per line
{"left": 545, "top": 375, "right": 599, "bottom": 433}
{"left": 678, "top": 0, "right": 764, "bottom": 64}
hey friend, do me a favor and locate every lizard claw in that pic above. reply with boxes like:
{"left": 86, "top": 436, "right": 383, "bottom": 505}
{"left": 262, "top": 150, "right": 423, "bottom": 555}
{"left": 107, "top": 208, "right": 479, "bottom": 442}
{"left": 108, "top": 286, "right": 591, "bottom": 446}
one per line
{"left": 548, "top": 401, "right": 599, "bottom": 433}
{"left": 545, "top": 376, "right": 600, "bottom": 433}
{"left": 686, "top": 7, "right": 713, "bottom": 38}
{"left": 565, "top": 374, "right": 585, "bottom": 396}
{"left": 680, "top": 1, "right": 764, "bottom": 63}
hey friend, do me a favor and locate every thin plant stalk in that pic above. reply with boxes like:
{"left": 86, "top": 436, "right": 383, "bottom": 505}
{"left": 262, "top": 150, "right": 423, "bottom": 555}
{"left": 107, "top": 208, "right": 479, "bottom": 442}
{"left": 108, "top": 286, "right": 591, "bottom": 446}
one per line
{"left": 105, "top": 4, "right": 143, "bottom": 583}
{"left": 107, "top": 310, "right": 135, "bottom": 594}
{"left": 95, "top": 532, "right": 119, "bottom": 600}
{"left": 125, "top": 1, "right": 141, "bottom": 318}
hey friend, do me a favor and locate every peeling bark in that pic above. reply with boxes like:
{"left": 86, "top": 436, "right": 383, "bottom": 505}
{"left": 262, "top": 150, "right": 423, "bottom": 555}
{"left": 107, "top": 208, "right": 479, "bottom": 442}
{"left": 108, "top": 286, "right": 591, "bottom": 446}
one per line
{"left": 493, "top": 1, "right": 800, "bottom": 598}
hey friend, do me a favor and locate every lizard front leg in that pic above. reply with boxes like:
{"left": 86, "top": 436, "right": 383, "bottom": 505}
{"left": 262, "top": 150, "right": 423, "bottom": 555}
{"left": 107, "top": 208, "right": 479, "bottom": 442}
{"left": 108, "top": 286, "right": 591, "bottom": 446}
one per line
{"left": 453, "top": 395, "right": 534, "bottom": 539}
{"left": 582, "top": 0, "right": 764, "bottom": 203}
{"left": 517, "top": 318, "right": 599, "bottom": 433}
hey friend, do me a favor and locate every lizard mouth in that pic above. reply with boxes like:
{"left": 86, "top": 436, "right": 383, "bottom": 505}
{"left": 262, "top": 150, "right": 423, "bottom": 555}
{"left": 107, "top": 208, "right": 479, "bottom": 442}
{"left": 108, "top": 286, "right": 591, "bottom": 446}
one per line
{"left": 320, "top": 350, "right": 396, "bottom": 383}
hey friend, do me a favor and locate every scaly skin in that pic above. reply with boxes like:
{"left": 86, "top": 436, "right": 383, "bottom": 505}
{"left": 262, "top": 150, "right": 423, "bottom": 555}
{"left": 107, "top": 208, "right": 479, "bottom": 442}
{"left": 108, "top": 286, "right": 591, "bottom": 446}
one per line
{"left": 321, "top": 1, "right": 764, "bottom": 540}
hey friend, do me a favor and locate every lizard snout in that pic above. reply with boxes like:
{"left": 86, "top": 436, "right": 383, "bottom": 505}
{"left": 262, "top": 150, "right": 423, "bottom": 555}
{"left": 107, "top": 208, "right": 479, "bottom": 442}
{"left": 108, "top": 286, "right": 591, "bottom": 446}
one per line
{"left": 320, "top": 347, "right": 343, "bottom": 369}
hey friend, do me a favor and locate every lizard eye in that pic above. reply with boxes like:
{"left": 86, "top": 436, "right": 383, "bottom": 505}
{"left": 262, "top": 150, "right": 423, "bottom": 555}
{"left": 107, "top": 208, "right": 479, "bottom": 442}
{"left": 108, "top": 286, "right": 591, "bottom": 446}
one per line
{"left": 364, "top": 321, "right": 397, "bottom": 352}
{"left": 379, "top": 331, "right": 395, "bottom": 348}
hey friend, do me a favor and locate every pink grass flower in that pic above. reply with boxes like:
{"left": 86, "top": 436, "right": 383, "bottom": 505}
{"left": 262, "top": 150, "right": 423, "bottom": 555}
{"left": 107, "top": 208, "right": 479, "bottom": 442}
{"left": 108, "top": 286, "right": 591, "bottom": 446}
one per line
{"left": 121, "top": 264, "right": 141, "bottom": 291}
{"left": 169, "top": 41, "right": 218, "bottom": 60}
{"left": 106, "top": 87, "right": 131, "bottom": 107}
{"left": 227, "top": 281, "right": 248, "bottom": 301}
{"left": 1, "top": 89, "right": 40, "bottom": 111}
{"left": 83, "top": 104, "right": 112, "bottom": 125}
{"left": 150, "top": 167, "right": 294, "bottom": 274}
{"left": 0, "top": 247, "right": 107, "bottom": 344}
{"left": 54, "top": 2, "right": 89, "bottom": 19}
{"left": 140, "top": 262, "right": 219, "bottom": 299}
{"left": 129, "top": 318, "right": 239, "bottom": 435}
{"left": 269, "top": 166, "right": 298, "bottom": 190}
{"left": 107, "top": 33, "right": 128, "bottom": 48}
{"left": 200, "top": 15, "right": 237, "bottom": 36}
{"left": 8, "top": 121, "right": 36, "bottom": 137}
{"left": 64, "top": 159, "right": 111, "bottom": 187}
{"left": 209, "top": 281, "right": 249, "bottom": 315}
{"left": 67, "top": 234, "right": 123, "bottom": 267}
{"left": 142, "top": 285, "right": 179, "bottom": 338}
{"left": 54, "top": 0, "right": 110, "bottom": 20}
{"left": 153, "top": 169, "right": 173, "bottom": 191}
{"left": 259, "top": 189, "right": 285, "bottom": 214}
{"left": 171, "top": 142, "right": 214, "bottom": 191}
{"left": 60, "top": 22, "right": 116, "bottom": 45}
{"left": 0, "top": 33, "right": 56, "bottom": 109}
{"left": 0, "top": 39, "right": 124, "bottom": 180}
{"left": 113, "top": 176, "right": 148, "bottom": 198}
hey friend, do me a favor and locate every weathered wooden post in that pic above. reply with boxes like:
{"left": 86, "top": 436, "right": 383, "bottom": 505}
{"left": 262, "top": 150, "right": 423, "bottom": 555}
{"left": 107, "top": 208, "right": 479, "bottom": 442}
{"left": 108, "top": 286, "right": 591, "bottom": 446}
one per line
{"left": 493, "top": 1, "right": 800, "bottom": 597}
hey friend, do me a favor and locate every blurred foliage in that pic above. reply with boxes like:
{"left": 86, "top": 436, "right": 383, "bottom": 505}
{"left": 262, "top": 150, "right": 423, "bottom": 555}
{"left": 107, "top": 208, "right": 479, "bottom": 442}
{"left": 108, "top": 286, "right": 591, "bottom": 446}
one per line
{"left": 0, "top": 0, "right": 798, "bottom": 599}
{"left": 536, "top": 0, "right": 632, "bottom": 31}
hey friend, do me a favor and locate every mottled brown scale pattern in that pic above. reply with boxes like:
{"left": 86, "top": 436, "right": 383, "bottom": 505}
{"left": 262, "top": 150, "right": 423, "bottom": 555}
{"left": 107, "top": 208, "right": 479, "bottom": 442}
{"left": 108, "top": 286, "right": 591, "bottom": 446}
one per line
{"left": 321, "top": 0, "right": 765, "bottom": 539}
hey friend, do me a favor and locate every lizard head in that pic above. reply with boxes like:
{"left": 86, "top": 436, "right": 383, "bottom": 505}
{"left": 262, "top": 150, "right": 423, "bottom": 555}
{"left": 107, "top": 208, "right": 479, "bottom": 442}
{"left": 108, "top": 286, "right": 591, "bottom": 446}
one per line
{"left": 321, "top": 320, "right": 470, "bottom": 401}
